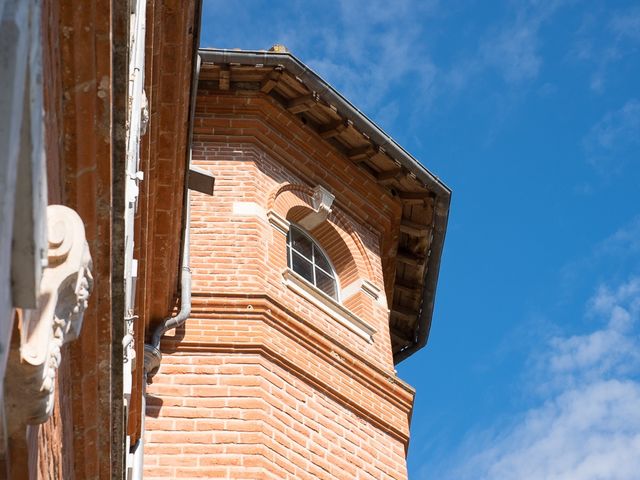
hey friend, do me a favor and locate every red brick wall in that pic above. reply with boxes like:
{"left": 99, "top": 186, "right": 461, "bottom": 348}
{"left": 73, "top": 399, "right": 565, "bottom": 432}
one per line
{"left": 188, "top": 142, "right": 393, "bottom": 369}
{"left": 144, "top": 92, "right": 414, "bottom": 479}
{"left": 145, "top": 352, "right": 409, "bottom": 479}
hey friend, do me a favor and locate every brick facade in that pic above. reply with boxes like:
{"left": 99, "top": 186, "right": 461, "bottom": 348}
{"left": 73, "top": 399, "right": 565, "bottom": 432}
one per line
{"left": 144, "top": 90, "right": 416, "bottom": 479}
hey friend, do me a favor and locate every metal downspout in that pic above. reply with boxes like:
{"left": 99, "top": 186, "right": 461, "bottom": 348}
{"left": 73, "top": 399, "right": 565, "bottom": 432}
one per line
{"left": 151, "top": 191, "right": 192, "bottom": 350}
{"left": 143, "top": 52, "right": 201, "bottom": 379}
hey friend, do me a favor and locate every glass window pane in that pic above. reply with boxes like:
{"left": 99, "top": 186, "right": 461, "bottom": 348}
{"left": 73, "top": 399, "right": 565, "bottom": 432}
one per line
{"left": 291, "top": 251, "right": 314, "bottom": 283}
{"left": 289, "top": 228, "right": 312, "bottom": 259}
{"left": 313, "top": 245, "right": 333, "bottom": 276}
{"left": 315, "top": 268, "right": 337, "bottom": 299}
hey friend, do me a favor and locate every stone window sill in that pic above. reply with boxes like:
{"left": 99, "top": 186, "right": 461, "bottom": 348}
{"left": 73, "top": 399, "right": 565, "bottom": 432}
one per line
{"left": 282, "top": 268, "right": 376, "bottom": 343}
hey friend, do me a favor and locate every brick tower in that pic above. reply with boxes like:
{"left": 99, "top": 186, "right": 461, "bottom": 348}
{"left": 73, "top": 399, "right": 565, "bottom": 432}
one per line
{"left": 143, "top": 47, "right": 450, "bottom": 479}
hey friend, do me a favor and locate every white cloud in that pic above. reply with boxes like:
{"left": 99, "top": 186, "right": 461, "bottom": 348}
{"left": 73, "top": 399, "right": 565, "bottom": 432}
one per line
{"left": 481, "top": 18, "right": 542, "bottom": 84}
{"left": 473, "top": 0, "right": 569, "bottom": 86}
{"left": 598, "top": 216, "right": 640, "bottom": 258}
{"left": 424, "top": 277, "right": 640, "bottom": 480}
{"left": 609, "top": 7, "right": 640, "bottom": 43}
{"left": 305, "top": 0, "right": 439, "bottom": 122}
{"left": 557, "top": 215, "right": 640, "bottom": 303}
{"left": 438, "top": 0, "right": 569, "bottom": 108}
{"left": 584, "top": 99, "right": 640, "bottom": 175}
{"left": 570, "top": 5, "right": 640, "bottom": 92}
{"left": 474, "top": 380, "right": 640, "bottom": 480}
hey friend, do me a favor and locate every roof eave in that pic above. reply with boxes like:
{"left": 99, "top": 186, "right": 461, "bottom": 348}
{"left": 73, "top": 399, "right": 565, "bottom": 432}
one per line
{"left": 198, "top": 47, "right": 451, "bottom": 363}
{"left": 198, "top": 48, "right": 450, "bottom": 199}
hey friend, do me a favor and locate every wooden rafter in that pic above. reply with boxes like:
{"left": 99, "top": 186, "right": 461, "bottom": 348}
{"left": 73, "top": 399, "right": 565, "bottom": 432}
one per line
{"left": 397, "top": 190, "right": 433, "bottom": 205}
{"left": 399, "top": 218, "right": 429, "bottom": 237}
{"left": 394, "top": 280, "right": 421, "bottom": 296}
{"left": 398, "top": 190, "right": 430, "bottom": 201}
{"left": 319, "top": 119, "right": 351, "bottom": 139}
{"left": 391, "top": 331, "right": 411, "bottom": 349}
{"left": 397, "top": 250, "right": 425, "bottom": 266}
{"left": 260, "top": 69, "right": 282, "bottom": 93}
{"left": 347, "top": 145, "right": 375, "bottom": 162}
{"left": 287, "top": 94, "right": 317, "bottom": 114}
{"left": 376, "top": 167, "right": 405, "bottom": 185}
{"left": 391, "top": 306, "right": 416, "bottom": 323}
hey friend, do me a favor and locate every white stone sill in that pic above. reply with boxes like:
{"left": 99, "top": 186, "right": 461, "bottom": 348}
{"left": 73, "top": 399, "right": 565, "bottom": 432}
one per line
{"left": 282, "top": 268, "right": 376, "bottom": 343}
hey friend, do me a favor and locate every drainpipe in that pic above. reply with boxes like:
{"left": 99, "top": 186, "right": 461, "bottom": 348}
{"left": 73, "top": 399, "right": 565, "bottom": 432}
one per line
{"left": 151, "top": 193, "right": 191, "bottom": 351}
{"left": 143, "top": 52, "right": 200, "bottom": 379}
{"left": 143, "top": 192, "right": 192, "bottom": 378}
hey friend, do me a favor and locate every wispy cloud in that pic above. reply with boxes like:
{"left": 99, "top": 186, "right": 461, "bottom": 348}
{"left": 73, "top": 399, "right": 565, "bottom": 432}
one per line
{"left": 480, "top": 15, "right": 543, "bottom": 84}
{"left": 570, "top": 5, "right": 640, "bottom": 93}
{"left": 304, "top": 0, "right": 439, "bottom": 125}
{"left": 558, "top": 215, "right": 640, "bottom": 304}
{"left": 422, "top": 277, "right": 640, "bottom": 480}
{"left": 451, "top": 0, "right": 568, "bottom": 90}
{"left": 584, "top": 99, "right": 640, "bottom": 176}
{"left": 203, "top": 0, "right": 565, "bottom": 131}
{"left": 597, "top": 216, "right": 640, "bottom": 258}
{"left": 609, "top": 7, "right": 640, "bottom": 43}
{"left": 202, "top": 0, "right": 440, "bottom": 129}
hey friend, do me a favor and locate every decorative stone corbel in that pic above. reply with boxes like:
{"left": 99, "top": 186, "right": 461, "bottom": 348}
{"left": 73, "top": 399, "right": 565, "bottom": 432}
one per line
{"left": 298, "top": 185, "right": 335, "bottom": 230}
{"left": 5, "top": 205, "right": 93, "bottom": 427}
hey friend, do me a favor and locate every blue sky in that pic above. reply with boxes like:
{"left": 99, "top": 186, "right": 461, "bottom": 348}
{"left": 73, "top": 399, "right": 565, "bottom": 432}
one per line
{"left": 201, "top": 1, "right": 640, "bottom": 477}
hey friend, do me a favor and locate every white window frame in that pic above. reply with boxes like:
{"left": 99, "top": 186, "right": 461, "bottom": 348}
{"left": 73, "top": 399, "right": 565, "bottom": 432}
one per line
{"left": 286, "top": 225, "right": 340, "bottom": 302}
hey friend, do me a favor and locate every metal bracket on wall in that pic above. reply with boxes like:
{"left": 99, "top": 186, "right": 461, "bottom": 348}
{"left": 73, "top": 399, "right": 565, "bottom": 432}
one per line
{"left": 188, "top": 166, "right": 215, "bottom": 195}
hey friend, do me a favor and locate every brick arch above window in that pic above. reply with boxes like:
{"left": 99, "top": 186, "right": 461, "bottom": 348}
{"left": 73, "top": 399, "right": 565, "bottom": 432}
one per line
{"left": 268, "top": 183, "right": 375, "bottom": 284}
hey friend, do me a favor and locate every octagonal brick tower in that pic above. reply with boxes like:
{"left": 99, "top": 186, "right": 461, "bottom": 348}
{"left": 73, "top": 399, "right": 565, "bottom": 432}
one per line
{"left": 143, "top": 47, "right": 450, "bottom": 480}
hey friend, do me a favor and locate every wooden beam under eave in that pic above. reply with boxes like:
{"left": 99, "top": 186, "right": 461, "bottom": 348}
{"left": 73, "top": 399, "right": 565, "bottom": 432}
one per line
{"left": 399, "top": 218, "right": 429, "bottom": 237}
{"left": 347, "top": 145, "right": 375, "bottom": 162}
{"left": 219, "top": 65, "right": 230, "bottom": 90}
{"left": 397, "top": 250, "right": 426, "bottom": 267}
{"left": 287, "top": 94, "right": 317, "bottom": 114}
{"left": 376, "top": 167, "right": 405, "bottom": 185}
{"left": 260, "top": 69, "right": 282, "bottom": 93}
{"left": 398, "top": 190, "right": 431, "bottom": 201}
{"left": 391, "top": 306, "right": 416, "bottom": 323}
{"left": 319, "top": 120, "right": 350, "bottom": 139}
{"left": 394, "top": 280, "right": 421, "bottom": 296}
{"left": 398, "top": 190, "right": 434, "bottom": 205}
{"left": 391, "top": 331, "right": 411, "bottom": 350}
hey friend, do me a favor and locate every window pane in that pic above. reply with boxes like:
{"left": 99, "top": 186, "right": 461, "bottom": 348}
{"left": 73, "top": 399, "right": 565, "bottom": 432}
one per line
{"left": 289, "top": 228, "right": 312, "bottom": 259}
{"left": 315, "top": 268, "right": 337, "bottom": 299}
{"left": 291, "top": 251, "right": 314, "bottom": 283}
{"left": 313, "top": 245, "right": 333, "bottom": 275}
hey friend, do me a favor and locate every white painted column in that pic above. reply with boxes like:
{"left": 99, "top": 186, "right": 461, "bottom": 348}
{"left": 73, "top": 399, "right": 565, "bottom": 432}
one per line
{"left": 124, "top": 1, "right": 148, "bottom": 478}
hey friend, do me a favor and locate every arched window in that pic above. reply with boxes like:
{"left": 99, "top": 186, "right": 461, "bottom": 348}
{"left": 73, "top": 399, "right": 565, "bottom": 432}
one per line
{"left": 286, "top": 225, "right": 338, "bottom": 300}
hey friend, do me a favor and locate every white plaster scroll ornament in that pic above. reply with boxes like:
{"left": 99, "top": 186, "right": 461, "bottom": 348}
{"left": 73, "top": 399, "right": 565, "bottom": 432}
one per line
{"left": 297, "top": 185, "right": 335, "bottom": 231}
{"left": 6, "top": 205, "right": 93, "bottom": 426}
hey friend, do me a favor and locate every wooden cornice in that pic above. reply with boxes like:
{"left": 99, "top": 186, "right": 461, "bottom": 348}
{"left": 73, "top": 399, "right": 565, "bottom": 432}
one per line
{"left": 195, "top": 67, "right": 448, "bottom": 362}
